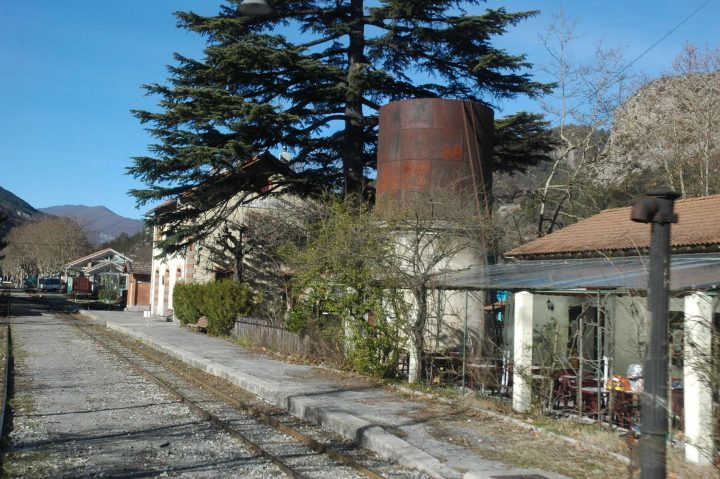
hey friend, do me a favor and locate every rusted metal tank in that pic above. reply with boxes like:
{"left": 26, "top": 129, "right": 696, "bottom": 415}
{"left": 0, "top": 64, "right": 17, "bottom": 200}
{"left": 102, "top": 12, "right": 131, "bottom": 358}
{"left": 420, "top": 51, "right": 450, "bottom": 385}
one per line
{"left": 376, "top": 98, "right": 493, "bottom": 216}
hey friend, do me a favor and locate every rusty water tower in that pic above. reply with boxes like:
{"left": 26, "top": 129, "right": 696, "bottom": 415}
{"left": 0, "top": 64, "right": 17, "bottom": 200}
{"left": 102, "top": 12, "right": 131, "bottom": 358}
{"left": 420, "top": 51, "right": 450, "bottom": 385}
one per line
{"left": 376, "top": 98, "right": 494, "bottom": 216}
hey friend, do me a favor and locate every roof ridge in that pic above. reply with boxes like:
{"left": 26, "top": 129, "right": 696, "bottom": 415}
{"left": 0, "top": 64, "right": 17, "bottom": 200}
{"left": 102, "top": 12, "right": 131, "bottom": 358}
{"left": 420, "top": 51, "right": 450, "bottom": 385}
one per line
{"left": 594, "top": 193, "right": 720, "bottom": 214}
{"left": 676, "top": 193, "right": 720, "bottom": 203}
{"left": 505, "top": 194, "right": 720, "bottom": 258}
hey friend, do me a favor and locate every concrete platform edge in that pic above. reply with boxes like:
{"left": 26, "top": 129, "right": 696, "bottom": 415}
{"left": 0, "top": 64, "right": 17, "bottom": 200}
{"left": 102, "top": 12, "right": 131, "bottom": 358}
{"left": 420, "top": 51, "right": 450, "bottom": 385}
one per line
{"left": 83, "top": 313, "right": 458, "bottom": 479}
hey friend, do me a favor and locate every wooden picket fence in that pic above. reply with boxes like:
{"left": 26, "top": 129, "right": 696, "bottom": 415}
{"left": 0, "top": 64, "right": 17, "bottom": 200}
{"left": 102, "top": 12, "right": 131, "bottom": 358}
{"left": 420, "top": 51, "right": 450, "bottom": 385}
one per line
{"left": 232, "top": 317, "right": 314, "bottom": 356}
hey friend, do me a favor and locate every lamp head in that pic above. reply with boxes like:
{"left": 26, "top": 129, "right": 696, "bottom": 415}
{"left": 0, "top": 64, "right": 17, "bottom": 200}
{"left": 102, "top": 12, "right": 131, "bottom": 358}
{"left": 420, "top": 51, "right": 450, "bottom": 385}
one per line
{"left": 239, "top": 0, "right": 272, "bottom": 15}
{"left": 630, "top": 191, "right": 680, "bottom": 224}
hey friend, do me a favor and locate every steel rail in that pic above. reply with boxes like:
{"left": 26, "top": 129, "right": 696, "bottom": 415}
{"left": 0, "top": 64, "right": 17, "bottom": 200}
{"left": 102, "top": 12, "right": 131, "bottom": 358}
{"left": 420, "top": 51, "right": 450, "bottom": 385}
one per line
{"left": 105, "top": 329, "right": 388, "bottom": 479}
{"left": 70, "top": 320, "right": 311, "bottom": 479}
{"left": 66, "top": 317, "right": 387, "bottom": 479}
{"left": 0, "top": 320, "right": 10, "bottom": 448}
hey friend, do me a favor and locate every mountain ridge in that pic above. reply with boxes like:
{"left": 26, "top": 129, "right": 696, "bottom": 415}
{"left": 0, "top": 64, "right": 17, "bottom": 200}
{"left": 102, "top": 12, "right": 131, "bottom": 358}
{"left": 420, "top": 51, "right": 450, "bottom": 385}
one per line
{"left": 39, "top": 205, "right": 144, "bottom": 244}
{"left": 0, "top": 186, "right": 43, "bottom": 237}
{"left": 0, "top": 186, "right": 145, "bottom": 246}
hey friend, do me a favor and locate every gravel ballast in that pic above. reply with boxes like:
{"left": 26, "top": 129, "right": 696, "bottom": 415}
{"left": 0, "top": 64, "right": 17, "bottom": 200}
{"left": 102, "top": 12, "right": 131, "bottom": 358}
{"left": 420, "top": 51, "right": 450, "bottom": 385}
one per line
{"left": 3, "top": 303, "right": 283, "bottom": 478}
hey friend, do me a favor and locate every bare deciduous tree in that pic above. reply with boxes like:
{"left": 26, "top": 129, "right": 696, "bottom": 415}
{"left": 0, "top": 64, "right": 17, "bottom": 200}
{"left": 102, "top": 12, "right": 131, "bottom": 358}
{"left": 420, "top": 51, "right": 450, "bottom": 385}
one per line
{"left": 534, "top": 11, "right": 632, "bottom": 236}
{"left": 375, "top": 188, "right": 494, "bottom": 383}
{"left": 3, "top": 217, "right": 91, "bottom": 279}
{"left": 609, "top": 44, "right": 720, "bottom": 197}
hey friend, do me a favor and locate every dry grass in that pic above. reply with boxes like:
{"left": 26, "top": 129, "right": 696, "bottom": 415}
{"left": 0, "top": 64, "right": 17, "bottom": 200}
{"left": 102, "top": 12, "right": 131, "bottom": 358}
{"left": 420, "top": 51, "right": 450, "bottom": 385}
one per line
{"left": 454, "top": 394, "right": 719, "bottom": 479}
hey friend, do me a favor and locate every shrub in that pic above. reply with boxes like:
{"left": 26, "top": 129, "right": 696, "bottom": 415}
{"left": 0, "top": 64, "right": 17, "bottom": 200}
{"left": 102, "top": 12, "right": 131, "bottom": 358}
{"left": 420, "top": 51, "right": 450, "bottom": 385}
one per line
{"left": 173, "top": 282, "right": 205, "bottom": 326}
{"left": 174, "top": 280, "right": 255, "bottom": 334}
{"left": 204, "top": 280, "right": 254, "bottom": 335}
{"left": 98, "top": 287, "right": 118, "bottom": 302}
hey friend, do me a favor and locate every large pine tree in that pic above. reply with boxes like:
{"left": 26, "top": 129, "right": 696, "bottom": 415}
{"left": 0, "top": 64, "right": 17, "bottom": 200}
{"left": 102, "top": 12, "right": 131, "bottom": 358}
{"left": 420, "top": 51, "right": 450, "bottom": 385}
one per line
{"left": 130, "top": 0, "right": 553, "bottom": 254}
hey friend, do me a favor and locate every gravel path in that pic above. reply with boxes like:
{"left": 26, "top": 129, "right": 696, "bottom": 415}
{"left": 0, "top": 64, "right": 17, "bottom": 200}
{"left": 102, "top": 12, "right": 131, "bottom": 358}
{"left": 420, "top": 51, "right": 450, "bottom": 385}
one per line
{"left": 2, "top": 302, "right": 284, "bottom": 478}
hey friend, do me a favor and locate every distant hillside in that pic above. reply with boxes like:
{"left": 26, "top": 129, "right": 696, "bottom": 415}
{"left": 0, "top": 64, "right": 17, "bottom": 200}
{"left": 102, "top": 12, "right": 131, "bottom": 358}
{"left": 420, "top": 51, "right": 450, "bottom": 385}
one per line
{"left": 0, "top": 186, "right": 42, "bottom": 237}
{"left": 39, "top": 205, "right": 144, "bottom": 245}
{"left": 0, "top": 186, "right": 39, "bottom": 220}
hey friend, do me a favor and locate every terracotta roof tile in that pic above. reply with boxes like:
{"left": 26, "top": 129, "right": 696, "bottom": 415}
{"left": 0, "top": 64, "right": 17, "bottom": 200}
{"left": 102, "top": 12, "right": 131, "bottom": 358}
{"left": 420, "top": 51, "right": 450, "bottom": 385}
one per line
{"left": 125, "top": 261, "right": 152, "bottom": 275}
{"left": 506, "top": 194, "right": 720, "bottom": 258}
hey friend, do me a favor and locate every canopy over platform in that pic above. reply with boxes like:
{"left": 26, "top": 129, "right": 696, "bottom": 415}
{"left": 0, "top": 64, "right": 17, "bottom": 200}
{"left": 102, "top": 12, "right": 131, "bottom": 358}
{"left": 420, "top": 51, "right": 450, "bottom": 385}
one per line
{"left": 430, "top": 254, "right": 720, "bottom": 292}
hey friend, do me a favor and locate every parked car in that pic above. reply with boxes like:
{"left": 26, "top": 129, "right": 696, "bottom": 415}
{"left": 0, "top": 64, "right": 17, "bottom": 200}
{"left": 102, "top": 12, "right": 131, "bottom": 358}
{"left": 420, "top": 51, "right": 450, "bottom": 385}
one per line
{"left": 24, "top": 276, "right": 37, "bottom": 291}
{"left": 38, "top": 277, "right": 62, "bottom": 292}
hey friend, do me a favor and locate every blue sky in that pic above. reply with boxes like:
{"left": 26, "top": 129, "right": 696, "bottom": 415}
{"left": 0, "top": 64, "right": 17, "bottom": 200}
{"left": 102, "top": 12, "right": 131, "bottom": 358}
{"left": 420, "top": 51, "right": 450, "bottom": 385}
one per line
{"left": 1, "top": 1, "right": 718, "bottom": 220}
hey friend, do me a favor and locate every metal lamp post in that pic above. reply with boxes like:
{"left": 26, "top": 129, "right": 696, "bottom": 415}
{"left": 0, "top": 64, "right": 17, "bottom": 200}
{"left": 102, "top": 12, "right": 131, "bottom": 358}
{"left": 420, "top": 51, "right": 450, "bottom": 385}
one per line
{"left": 630, "top": 191, "right": 680, "bottom": 479}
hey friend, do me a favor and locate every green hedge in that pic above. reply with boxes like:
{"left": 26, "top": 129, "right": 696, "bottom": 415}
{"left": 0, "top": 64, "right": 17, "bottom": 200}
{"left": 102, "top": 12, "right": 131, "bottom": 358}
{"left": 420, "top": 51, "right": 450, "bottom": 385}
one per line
{"left": 173, "top": 283, "right": 205, "bottom": 326}
{"left": 173, "top": 280, "right": 254, "bottom": 335}
{"left": 204, "top": 280, "right": 254, "bottom": 335}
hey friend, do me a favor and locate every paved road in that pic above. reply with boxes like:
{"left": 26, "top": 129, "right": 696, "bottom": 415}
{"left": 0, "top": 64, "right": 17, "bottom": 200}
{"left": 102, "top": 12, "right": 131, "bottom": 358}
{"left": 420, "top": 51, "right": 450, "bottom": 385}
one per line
{"left": 2, "top": 294, "right": 282, "bottom": 478}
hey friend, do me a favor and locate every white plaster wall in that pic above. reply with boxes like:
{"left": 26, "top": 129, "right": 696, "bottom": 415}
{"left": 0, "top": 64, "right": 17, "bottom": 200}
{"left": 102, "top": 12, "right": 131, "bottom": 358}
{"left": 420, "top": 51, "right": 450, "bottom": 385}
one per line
{"left": 683, "top": 293, "right": 717, "bottom": 465}
{"left": 434, "top": 288, "right": 485, "bottom": 353}
{"left": 426, "top": 250, "right": 486, "bottom": 353}
{"left": 612, "top": 296, "right": 647, "bottom": 376}
{"left": 150, "top": 251, "right": 185, "bottom": 315}
{"left": 389, "top": 227, "right": 488, "bottom": 353}
{"left": 149, "top": 195, "right": 299, "bottom": 317}
{"left": 512, "top": 291, "right": 534, "bottom": 412}
{"left": 611, "top": 296, "right": 685, "bottom": 377}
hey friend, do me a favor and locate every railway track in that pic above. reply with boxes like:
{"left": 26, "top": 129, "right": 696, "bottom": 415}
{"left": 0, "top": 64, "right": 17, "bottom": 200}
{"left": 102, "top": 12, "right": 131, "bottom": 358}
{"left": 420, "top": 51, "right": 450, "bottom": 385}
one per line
{"left": 0, "top": 319, "right": 10, "bottom": 445}
{"left": 61, "top": 313, "right": 402, "bottom": 479}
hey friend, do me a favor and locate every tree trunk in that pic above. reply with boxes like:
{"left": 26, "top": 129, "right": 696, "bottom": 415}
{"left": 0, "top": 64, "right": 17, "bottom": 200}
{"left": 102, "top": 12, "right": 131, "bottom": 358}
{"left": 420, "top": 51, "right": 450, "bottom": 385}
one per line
{"left": 233, "top": 251, "right": 243, "bottom": 283}
{"left": 343, "top": 0, "right": 365, "bottom": 205}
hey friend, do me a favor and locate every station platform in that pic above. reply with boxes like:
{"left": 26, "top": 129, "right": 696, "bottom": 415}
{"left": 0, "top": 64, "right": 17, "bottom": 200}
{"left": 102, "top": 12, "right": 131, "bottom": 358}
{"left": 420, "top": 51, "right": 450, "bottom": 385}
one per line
{"left": 78, "top": 309, "right": 566, "bottom": 479}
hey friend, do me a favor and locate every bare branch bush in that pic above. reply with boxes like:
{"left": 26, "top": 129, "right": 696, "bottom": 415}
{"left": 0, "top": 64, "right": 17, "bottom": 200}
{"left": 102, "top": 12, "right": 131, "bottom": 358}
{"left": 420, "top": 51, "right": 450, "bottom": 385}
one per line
{"left": 241, "top": 197, "right": 330, "bottom": 325}
{"left": 374, "top": 185, "right": 495, "bottom": 383}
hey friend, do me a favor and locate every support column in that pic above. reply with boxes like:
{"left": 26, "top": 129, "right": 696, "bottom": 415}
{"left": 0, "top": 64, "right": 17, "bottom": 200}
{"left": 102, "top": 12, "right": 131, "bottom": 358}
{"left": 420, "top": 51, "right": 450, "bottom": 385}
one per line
{"left": 513, "top": 291, "right": 534, "bottom": 412}
{"left": 683, "top": 293, "right": 715, "bottom": 465}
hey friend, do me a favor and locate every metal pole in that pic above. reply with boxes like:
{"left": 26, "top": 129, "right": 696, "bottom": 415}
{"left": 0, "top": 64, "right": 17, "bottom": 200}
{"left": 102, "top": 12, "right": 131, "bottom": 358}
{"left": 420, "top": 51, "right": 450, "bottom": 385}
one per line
{"left": 631, "top": 191, "right": 679, "bottom": 479}
{"left": 596, "top": 291, "right": 602, "bottom": 425}
{"left": 577, "top": 307, "right": 584, "bottom": 416}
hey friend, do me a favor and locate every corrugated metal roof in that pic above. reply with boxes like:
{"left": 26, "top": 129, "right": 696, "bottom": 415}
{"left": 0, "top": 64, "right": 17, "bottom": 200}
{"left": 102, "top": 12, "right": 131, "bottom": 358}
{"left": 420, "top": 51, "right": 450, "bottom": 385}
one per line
{"left": 66, "top": 248, "right": 126, "bottom": 267}
{"left": 84, "top": 260, "right": 125, "bottom": 275}
{"left": 430, "top": 254, "right": 720, "bottom": 292}
{"left": 506, "top": 194, "right": 720, "bottom": 257}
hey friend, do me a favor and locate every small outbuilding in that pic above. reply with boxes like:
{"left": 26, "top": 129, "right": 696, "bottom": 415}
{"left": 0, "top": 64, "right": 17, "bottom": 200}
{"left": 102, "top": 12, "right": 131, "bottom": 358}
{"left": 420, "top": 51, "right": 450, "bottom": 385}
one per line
{"left": 65, "top": 248, "right": 133, "bottom": 296}
{"left": 124, "top": 261, "right": 151, "bottom": 311}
